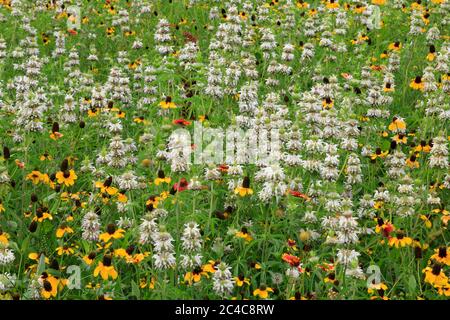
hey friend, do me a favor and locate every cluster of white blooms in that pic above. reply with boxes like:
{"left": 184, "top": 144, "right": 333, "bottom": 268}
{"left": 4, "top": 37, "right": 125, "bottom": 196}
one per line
{"left": 0, "top": 273, "right": 16, "bottom": 292}
{"left": 393, "top": 175, "right": 419, "bottom": 217}
{"left": 154, "top": 18, "right": 173, "bottom": 55}
{"left": 97, "top": 136, "right": 137, "bottom": 169}
{"left": 165, "top": 130, "right": 191, "bottom": 172}
{"left": 212, "top": 262, "right": 234, "bottom": 297}
{"left": 180, "top": 222, "right": 203, "bottom": 269}
{"left": 345, "top": 153, "right": 362, "bottom": 185}
{"left": 138, "top": 212, "right": 159, "bottom": 245}
{"left": 0, "top": 244, "right": 15, "bottom": 266}
{"left": 52, "top": 30, "right": 65, "bottom": 58}
{"left": 81, "top": 210, "right": 101, "bottom": 241}
{"left": 179, "top": 41, "right": 201, "bottom": 71}
{"left": 64, "top": 48, "right": 81, "bottom": 90}
{"left": 255, "top": 163, "right": 287, "bottom": 203}
{"left": 105, "top": 67, "right": 132, "bottom": 107}
{"left": 429, "top": 135, "right": 449, "bottom": 169}
{"left": 60, "top": 94, "right": 78, "bottom": 124}
{"left": 140, "top": 65, "right": 158, "bottom": 105}
{"left": 0, "top": 37, "right": 6, "bottom": 60}
{"left": 385, "top": 149, "right": 407, "bottom": 178}
{"left": 152, "top": 226, "right": 176, "bottom": 270}
{"left": 116, "top": 171, "right": 139, "bottom": 191}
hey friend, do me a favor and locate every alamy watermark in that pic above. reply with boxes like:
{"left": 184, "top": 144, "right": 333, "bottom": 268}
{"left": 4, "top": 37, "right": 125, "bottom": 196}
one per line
{"left": 67, "top": 6, "right": 81, "bottom": 30}
{"left": 168, "top": 121, "right": 281, "bottom": 165}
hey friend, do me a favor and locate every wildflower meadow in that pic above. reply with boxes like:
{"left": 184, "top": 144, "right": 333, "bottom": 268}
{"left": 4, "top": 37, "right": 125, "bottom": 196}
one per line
{"left": 0, "top": 0, "right": 449, "bottom": 301}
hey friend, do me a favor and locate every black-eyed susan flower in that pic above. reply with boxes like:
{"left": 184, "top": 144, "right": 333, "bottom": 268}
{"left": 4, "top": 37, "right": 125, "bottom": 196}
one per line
{"left": 393, "top": 133, "right": 407, "bottom": 144}
{"left": 234, "top": 274, "right": 250, "bottom": 287}
{"left": 427, "top": 45, "right": 436, "bottom": 61}
{"left": 41, "top": 32, "right": 50, "bottom": 45}
{"left": 383, "top": 82, "right": 394, "bottom": 92}
{"left": 289, "top": 292, "right": 307, "bottom": 300}
{"left": 410, "top": 76, "right": 424, "bottom": 91}
{"left": 26, "top": 170, "right": 43, "bottom": 185}
{"left": 28, "top": 252, "right": 50, "bottom": 264}
{"left": 94, "top": 255, "right": 118, "bottom": 280}
{"left": 202, "top": 260, "right": 219, "bottom": 273}
{"left": 0, "top": 230, "right": 8, "bottom": 245}
{"left": 437, "top": 284, "right": 450, "bottom": 297}
{"left": 56, "top": 224, "right": 74, "bottom": 238}
{"left": 325, "top": 0, "right": 340, "bottom": 9}
{"left": 50, "top": 122, "right": 63, "bottom": 140}
{"left": 370, "top": 148, "right": 389, "bottom": 161}
{"left": 39, "top": 272, "right": 59, "bottom": 299}
{"left": 406, "top": 154, "right": 419, "bottom": 168}
{"left": 0, "top": 200, "right": 4, "bottom": 213}
{"left": 83, "top": 252, "right": 96, "bottom": 266}
{"left": 95, "top": 177, "right": 118, "bottom": 195}
{"left": 88, "top": 107, "right": 99, "bottom": 117}
{"left": 249, "top": 261, "right": 262, "bottom": 270}
{"left": 184, "top": 267, "right": 209, "bottom": 285}
{"left": 146, "top": 195, "right": 160, "bottom": 209}
{"left": 430, "top": 247, "right": 450, "bottom": 266}
{"left": 234, "top": 176, "right": 253, "bottom": 197}
{"left": 56, "top": 169, "right": 78, "bottom": 186}
{"left": 322, "top": 97, "right": 334, "bottom": 109}
{"left": 56, "top": 244, "right": 75, "bottom": 256}
{"left": 388, "top": 117, "right": 406, "bottom": 132}
{"left": 99, "top": 224, "right": 125, "bottom": 243}
{"left": 388, "top": 41, "right": 401, "bottom": 51}
{"left": 33, "top": 207, "right": 53, "bottom": 223}
{"left": 154, "top": 170, "right": 171, "bottom": 185}
{"left": 40, "top": 152, "right": 53, "bottom": 161}
{"left": 415, "top": 140, "right": 431, "bottom": 153}
{"left": 368, "top": 282, "right": 389, "bottom": 300}
{"left": 324, "top": 272, "right": 339, "bottom": 285}
{"left": 253, "top": 285, "right": 273, "bottom": 299}
{"left": 117, "top": 191, "right": 128, "bottom": 203}
{"left": 388, "top": 231, "right": 413, "bottom": 248}
{"left": 106, "top": 27, "right": 115, "bottom": 36}
{"left": 235, "top": 227, "right": 253, "bottom": 242}
{"left": 423, "top": 264, "right": 448, "bottom": 287}
{"left": 159, "top": 96, "right": 176, "bottom": 109}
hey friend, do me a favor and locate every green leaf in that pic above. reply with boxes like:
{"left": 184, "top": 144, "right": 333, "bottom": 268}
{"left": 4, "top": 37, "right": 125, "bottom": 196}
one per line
{"left": 37, "top": 253, "right": 46, "bottom": 275}
{"left": 131, "top": 280, "right": 141, "bottom": 299}
{"left": 407, "top": 275, "right": 417, "bottom": 295}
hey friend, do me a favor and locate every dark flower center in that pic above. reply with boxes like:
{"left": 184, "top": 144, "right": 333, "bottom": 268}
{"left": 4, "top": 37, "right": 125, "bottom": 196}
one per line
{"left": 43, "top": 280, "right": 52, "bottom": 292}
{"left": 103, "top": 255, "right": 112, "bottom": 266}
{"left": 242, "top": 176, "right": 250, "bottom": 188}
{"left": 432, "top": 264, "right": 442, "bottom": 276}
{"left": 107, "top": 224, "right": 116, "bottom": 235}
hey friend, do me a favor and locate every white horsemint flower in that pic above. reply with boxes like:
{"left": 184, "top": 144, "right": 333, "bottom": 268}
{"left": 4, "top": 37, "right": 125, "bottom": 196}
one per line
{"left": 152, "top": 226, "right": 176, "bottom": 270}
{"left": 429, "top": 135, "right": 449, "bottom": 169}
{"left": 180, "top": 221, "right": 203, "bottom": 252}
{"left": 81, "top": 211, "right": 101, "bottom": 241}
{"left": 154, "top": 18, "right": 173, "bottom": 55}
{"left": 212, "top": 262, "right": 234, "bottom": 297}
{"left": 138, "top": 214, "right": 158, "bottom": 245}
{"left": 0, "top": 244, "right": 15, "bottom": 265}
